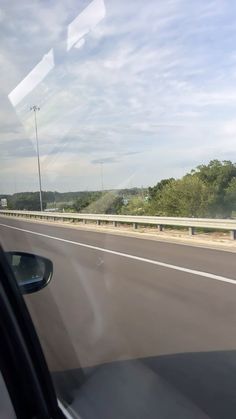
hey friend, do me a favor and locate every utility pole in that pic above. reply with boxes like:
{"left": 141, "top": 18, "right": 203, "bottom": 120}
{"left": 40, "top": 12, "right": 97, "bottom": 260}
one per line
{"left": 31, "top": 105, "right": 43, "bottom": 211}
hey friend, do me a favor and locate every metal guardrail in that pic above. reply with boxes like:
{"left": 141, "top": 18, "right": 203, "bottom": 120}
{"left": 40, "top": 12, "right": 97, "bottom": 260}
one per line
{"left": 1, "top": 210, "right": 236, "bottom": 240}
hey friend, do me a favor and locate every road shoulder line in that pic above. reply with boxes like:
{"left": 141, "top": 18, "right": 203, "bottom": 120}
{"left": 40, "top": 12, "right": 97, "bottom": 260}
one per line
{"left": 1, "top": 215, "right": 236, "bottom": 254}
{"left": 1, "top": 222, "right": 236, "bottom": 286}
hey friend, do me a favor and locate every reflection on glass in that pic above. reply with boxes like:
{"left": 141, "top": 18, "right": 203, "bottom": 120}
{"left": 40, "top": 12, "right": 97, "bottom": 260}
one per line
{"left": 8, "top": 49, "right": 54, "bottom": 107}
{"left": 11, "top": 254, "right": 45, "bottom": 285}
{"left": 67, "top": 0, "right": 106, "bottom": 51}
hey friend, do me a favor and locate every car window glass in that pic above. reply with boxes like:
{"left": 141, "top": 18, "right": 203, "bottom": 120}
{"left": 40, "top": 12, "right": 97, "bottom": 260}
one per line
{"left": 1, "top": 1, "right": 236, "bottom": 419}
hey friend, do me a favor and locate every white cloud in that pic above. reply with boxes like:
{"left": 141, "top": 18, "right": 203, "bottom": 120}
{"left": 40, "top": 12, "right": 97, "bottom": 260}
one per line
{"left": 2, "top": 0, "right": 236, "bottom": 192}
{"left": 0, "top": 8, "right": 5, "bottom": 22}
{"left": 222, "top": 120, "right": 236, "bottom": 137}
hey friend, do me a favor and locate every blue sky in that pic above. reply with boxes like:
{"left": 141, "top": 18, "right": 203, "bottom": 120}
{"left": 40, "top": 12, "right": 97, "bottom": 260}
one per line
{"left": 1, "top": 0, "right": 236, "bottom": 193}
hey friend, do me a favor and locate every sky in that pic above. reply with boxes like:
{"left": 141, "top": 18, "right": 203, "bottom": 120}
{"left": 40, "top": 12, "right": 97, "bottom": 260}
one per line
{"left": 1, "top": 0, "right": 236, "bottom": 193}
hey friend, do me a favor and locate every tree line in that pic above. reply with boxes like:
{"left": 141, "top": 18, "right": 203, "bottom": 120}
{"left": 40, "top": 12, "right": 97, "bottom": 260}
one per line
{"left": 126, "top": 160, "right": 236, "bottom": 218}
{"left": 2, "top": 160, "right": 236, "bottom": 218}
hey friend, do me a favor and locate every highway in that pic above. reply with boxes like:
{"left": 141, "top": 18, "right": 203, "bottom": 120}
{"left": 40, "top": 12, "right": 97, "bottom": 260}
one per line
{"left": 1, "top": 216, "right": 236, "bottom": 419}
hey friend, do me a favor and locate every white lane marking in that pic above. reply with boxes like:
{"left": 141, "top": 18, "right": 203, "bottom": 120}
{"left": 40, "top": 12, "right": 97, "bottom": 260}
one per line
{"left": 0, "top": 222, "right": 236, "bottom": 285}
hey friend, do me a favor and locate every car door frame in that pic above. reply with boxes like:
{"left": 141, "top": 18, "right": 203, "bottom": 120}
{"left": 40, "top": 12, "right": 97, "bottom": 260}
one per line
{"left": 0, "top": 246, "right": 66, "bottom": 419}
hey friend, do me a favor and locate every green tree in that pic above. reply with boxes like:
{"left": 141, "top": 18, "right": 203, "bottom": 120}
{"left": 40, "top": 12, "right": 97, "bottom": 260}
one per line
{"left": 150, "top": 176, "right": 209, "bottom": 217}
{"left": 121, "top": 196, "right": 151, "bottom": 215}
{"left": 82, "top": 192, "right": 123, "bottom": 214}
{"left": 73, "top": 192, "right": 102, "bottom": 212}
{"left": 12, "top": 194, "right": 46, "bottom": 210}
{"left": 224, "top": 177, "right": 236, "bottom": 215}
{"left": 192, "top": 160, "right": 236, "bottom": 217}
{"left": 9, "top": 192, "right": 39, "bottom": 210}
{"left": 148, "top": 178, "right": 175, "bottom": 200}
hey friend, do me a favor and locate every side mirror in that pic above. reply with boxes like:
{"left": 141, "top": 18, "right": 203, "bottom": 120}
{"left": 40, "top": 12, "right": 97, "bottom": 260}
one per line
{"left": 5, "top": 252, "right": 53, "bottom": 294}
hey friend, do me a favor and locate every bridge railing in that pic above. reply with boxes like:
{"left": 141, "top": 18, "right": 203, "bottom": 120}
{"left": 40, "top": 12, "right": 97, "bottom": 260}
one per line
{"left": 1, "top": 210, "right": 236, "bottom": 240}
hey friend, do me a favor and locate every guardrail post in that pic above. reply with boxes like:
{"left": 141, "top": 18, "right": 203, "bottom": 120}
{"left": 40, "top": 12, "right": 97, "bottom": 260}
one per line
{"left": 230, "top": 230, "right": 236, "bottom": 240}
{"left": 189, "top": 227, "right": 195, "bottom": 236}
{"left": 2, "top": 213, "right": 236, "bottom": 242}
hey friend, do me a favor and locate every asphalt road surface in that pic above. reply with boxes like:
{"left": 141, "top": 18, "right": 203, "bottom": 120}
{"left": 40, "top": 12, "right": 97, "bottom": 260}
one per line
{"left": 1, "top": 216, "right": 236, "bottom": 419}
